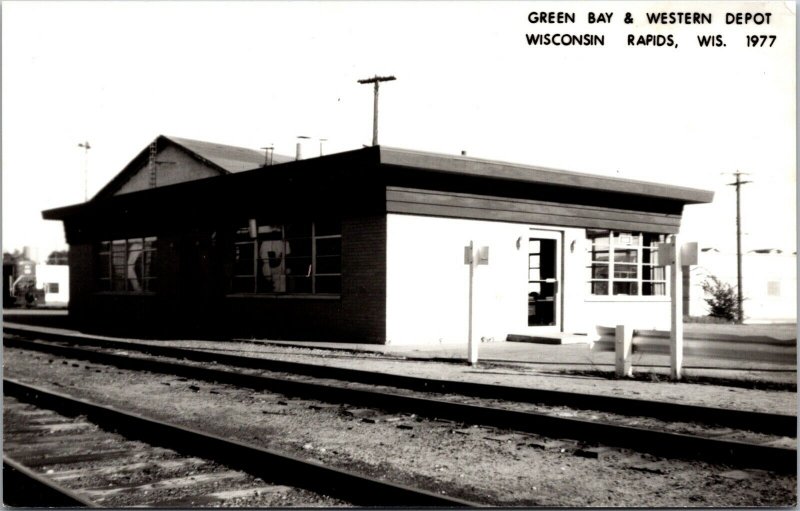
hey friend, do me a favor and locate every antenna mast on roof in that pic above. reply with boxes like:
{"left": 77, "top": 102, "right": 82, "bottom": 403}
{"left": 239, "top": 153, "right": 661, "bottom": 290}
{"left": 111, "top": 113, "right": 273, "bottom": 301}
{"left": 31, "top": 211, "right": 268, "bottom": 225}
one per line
{"left": 78, "top": 141, "right": 91, "bottom": 201}
{"left": 357, "top": 75, "right": 396, "bottom": 146}
{"left": 148, "top": 139, "right": 175, "bottom": 188}
{"left": 261, "top": 145, "right": 274, "bottom": 166}
{"left": 148, "top": 141, "right": 157, "bottom": 188}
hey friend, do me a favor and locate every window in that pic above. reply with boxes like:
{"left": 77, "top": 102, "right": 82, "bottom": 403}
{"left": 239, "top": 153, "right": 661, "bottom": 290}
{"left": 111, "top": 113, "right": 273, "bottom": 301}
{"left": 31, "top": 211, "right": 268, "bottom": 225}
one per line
{"left": 586, "top": 230, "right": 666, "bottom": 296}
{"left": 97, "top": 237, "right": 157, "bottom": 292}
{"left": 767, "top": 281, "right": 781, "bottom": 297}
{"left": 46, "top": 283, "right": 59, "bottom": 294}
{"left": 233, "top": 220, "right": 341, "bottom": 295}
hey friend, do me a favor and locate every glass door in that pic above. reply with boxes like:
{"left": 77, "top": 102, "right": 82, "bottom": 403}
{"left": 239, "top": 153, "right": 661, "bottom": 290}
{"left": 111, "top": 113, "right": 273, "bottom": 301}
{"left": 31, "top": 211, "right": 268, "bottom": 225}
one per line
{"left": 528, "top": 234, "right": 561, "bottom": 328}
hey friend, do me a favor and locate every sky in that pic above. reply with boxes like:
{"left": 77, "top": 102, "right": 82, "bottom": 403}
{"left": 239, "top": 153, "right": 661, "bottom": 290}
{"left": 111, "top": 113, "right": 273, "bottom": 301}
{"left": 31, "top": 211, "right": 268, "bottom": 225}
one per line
{"left": 2, "top": 1, "right": 796, "bottom": 260}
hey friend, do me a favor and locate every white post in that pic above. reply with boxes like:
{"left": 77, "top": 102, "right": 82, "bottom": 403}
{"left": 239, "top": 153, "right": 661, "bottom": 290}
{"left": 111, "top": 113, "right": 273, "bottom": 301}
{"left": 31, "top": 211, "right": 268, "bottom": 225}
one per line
{"left": 670, "top": 235, "right": 684, "bottom": 380}
{"left": 615, "top": 324, "right": 633, "bottom": 377}
{"left": 467, "top": 241, "right": 478, "bottom": 365}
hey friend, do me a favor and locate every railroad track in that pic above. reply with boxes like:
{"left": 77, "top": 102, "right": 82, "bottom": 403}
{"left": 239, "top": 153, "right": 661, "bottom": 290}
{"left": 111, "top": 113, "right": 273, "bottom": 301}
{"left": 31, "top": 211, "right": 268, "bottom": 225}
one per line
{"left": 4, "top": 324, "right": 795, "bottom": 436}
{"left": 3, "top": 378, "right": 476, "bottom": 507}
{"left": 4, "top": 331, "right": 796, "bottom": 474}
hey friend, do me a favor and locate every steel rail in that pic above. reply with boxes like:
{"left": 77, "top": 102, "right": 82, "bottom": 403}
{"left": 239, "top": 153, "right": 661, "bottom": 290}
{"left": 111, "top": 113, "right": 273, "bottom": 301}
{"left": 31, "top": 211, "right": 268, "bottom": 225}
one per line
{"left": 4, "top": 325, "right": 795, "bottom": 437}
{"left": 3, "top": 378, "right": 477, "bottom": 507}
{"left": 5, "top": 336, "right": 796, "bottom": 473}
{"left": 3, "top": 455, "right": 98, "bottom": 507}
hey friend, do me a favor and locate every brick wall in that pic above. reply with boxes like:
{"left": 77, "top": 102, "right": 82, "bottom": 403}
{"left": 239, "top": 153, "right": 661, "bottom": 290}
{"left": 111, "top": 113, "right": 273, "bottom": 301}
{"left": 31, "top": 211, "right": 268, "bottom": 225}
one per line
{"left": 341, "top": 214, "right": 387, "bottom": 342}
{"left": 66, "top": 243, "right": 92, "bottom": 323}
{"left": 65, "top": 215, "right": 388, "bottom": 342}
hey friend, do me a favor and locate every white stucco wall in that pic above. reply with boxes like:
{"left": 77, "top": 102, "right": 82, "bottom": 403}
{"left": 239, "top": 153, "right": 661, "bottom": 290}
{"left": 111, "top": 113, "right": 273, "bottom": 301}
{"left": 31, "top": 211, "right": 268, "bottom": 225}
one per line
{"left": 580, "top": 297, "right": 671, "bottom": 332}
{"left": 385, "top": 214, "right": 675, "bottom": 344}
{"left": 386, "top": 214, "right": 528, "bottom": 345}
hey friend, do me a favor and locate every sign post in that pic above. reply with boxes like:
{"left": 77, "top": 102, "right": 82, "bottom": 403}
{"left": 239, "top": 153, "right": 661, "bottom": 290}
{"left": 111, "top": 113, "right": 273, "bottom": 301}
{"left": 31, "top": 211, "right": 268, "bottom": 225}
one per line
{"left": 670, "top": 235, "right": 683, "bottom": 381}
{"left": 465, "top": 241, "right": 476, "bottom": 364}
{"left": 656, "top": 238, "right": 698, "bottom": 381}
{"left": 464, "top": 241, "right": 488, "bottom": 365}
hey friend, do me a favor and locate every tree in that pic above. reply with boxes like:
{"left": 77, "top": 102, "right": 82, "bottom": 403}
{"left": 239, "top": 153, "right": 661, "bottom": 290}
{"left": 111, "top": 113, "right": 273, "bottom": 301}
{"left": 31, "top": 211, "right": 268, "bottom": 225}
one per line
{"left": 700, "top": 276, "right": 739, "bottom": 322}
{"left": 3, "top": 250, "right": 23, "bottom": 265}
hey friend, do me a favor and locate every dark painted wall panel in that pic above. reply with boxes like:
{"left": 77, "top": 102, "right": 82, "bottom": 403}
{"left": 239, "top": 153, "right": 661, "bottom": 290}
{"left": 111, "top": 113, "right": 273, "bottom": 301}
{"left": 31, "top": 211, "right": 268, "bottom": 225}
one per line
{"left": 386, "top": 187, "right": 682, "bottom": 234}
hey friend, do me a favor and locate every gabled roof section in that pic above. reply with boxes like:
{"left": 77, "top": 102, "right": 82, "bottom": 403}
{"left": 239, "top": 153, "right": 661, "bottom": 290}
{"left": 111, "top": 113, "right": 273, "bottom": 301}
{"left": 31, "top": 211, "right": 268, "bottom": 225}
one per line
{"left": 166, "top": 136, "right": 293, "bottom": 172}
{"left": 92, "top": 135, "right": 292, "bottom": 200}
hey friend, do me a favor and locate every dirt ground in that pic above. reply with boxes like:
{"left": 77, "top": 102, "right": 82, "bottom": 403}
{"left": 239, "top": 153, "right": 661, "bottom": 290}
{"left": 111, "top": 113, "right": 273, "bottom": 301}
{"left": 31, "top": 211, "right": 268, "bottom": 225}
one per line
{"left": 109, "top": 339, "right": 797, "bottom": 416}
{"left": 4, "top": 347, "right": 796, "bottom": 507}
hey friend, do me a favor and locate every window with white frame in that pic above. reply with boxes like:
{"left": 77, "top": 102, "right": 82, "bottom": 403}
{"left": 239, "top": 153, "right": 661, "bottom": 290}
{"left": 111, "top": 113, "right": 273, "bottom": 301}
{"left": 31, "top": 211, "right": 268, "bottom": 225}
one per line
{"left": 232, "top": 220, "right": 341, "bottom": 295}
{"left": 97, "top": 237, "right": 157, "bottom": 292}
{"left": 586, "top": 230, "right": 667, "bottom": 296}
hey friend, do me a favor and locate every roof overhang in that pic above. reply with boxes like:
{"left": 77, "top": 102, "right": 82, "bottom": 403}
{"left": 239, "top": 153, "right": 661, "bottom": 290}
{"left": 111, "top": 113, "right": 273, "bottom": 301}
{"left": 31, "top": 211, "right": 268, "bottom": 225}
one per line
{"left": 43, "top": 145, "right": 713, "bottom": 223}
{"left": 377, "top": 147, "right": 714, "bottom": 205}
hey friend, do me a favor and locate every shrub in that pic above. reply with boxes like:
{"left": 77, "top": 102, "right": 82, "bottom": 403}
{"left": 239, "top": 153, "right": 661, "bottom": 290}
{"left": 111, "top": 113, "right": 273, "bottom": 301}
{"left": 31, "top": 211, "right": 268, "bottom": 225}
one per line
{"left": 700, "top": 276, "right": 739, "bottom": 321}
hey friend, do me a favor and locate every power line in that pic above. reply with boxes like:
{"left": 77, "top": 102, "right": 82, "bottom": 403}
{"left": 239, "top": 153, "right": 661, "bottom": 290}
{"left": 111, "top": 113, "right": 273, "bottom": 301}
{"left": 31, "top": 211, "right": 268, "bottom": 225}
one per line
{"left": 357, "top": 75, "right": 396, "bottom": 146}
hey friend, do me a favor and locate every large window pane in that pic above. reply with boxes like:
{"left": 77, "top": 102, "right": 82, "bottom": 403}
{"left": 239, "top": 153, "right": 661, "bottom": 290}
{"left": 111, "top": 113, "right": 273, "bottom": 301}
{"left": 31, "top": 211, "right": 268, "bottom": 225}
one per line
{"left": 314, "top": 220, "right": 341, "bottom": 237}
{"left": 613, "top": 264, "right": 637, "bottom": 279}
{"left": 287, "top": 275, "right": 312, "bottom": 294}
{"left": 284, "top": 222, "right": 310, "bottom": 239}
{"left": 614, "top": 250, "right": 638, "bottom": 263}
{"left": 587, "top": 229, "right": 610, "bottom": 248}
{"left": 586, "top": 229, "right": 666, "bottom": 297}
{"left": 233, "top": 220, "right": 341, "bottom": 295}
{"left": 234, "top": 243, "right": 256, "bottom": 277}
{"left": 590, "top": 281, "right": 609, "bottom": 295}
{"left": 286, "top": 256, "right": 313, "bottom": 277}
{"left": 97, "top": 237, "right": 157, "bottom": 293}
{"left": 613, "top": 282, "right": 638, "bottom": 296}
{"left": 316, "top": 275, "right": 341, "bottom": 294}
{"left": 591, "top": 264, "right": 609, "bottom": 279}
{"left": 316, "top": 255, "right": 341, "bottom": 275}
{"left": 316, "top": 237, "right": 341, "bottom": 257}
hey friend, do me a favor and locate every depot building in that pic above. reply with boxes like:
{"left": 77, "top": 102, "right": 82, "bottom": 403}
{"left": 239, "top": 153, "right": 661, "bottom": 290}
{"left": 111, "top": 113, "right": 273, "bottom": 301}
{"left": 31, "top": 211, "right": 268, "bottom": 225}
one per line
{"left": 43, "top": 136, "right": 713, "bottom": 343}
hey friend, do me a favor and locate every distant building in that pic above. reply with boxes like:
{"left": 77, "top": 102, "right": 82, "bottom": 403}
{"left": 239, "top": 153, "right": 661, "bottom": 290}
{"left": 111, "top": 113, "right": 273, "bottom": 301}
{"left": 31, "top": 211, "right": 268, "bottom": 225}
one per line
{"left": 43, "top": 138, "right": 713, "bottom": 343}
{"left": 35, "top": 265, "right": 70, "bottom": 307}
{"left": 688, "top": 248, "right": 797, "bottom": 323}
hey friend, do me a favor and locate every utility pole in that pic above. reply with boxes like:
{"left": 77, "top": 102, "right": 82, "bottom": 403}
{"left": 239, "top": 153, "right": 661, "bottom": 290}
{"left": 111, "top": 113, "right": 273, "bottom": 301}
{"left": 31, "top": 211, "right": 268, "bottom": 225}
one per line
{"left": 78, "top": 141, "right": 91, "bottom": 201}
{"left": 726, "top": 170, "right": 751, "bottom": 323}
{"left": 357, "top": 75, "right": 396, "bottom": 146}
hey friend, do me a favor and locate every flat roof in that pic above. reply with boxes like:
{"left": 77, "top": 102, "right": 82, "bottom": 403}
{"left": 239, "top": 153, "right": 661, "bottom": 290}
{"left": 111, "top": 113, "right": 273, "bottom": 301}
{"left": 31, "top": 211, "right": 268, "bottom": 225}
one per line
{"left": 43, "top": 145, "right": 713, "bottom": 221}
{"left": 378, "top": 147, "right": 714, "bottom": 204}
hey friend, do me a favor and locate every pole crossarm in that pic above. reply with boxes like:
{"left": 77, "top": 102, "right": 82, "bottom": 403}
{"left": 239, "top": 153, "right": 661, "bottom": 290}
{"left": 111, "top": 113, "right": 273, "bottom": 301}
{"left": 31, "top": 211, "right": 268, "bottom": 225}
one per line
{"left": 357, "top": 75, "right": 396, "bottom": 85}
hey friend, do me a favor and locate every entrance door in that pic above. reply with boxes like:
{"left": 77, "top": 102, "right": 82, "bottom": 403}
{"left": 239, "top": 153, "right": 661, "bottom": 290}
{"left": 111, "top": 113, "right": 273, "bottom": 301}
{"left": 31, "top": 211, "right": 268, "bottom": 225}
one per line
{"left": 527, "top": 233, "right": 561, "bottom": 328}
